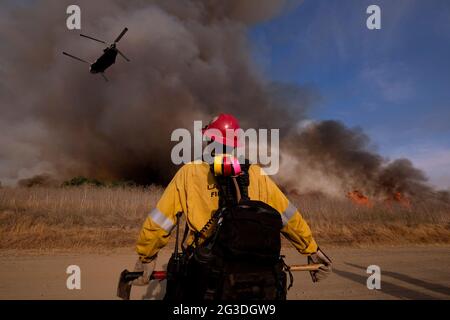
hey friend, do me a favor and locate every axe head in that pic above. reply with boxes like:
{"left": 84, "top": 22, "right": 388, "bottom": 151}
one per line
{"left": 117, "top": 269, "right": 143, "bottom": 300}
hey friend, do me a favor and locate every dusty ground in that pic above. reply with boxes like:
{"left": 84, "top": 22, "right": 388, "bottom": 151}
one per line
{"left": 0, "top": 245, "right": 449, "bottom": 300}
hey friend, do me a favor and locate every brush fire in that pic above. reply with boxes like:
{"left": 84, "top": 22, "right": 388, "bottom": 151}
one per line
{"left": 385, "top": 192, "right": 412, "bottom": 209}
{"left": 0, "top": 0, "right": 449, "bottom": 249}
{"left": 346, "top": 190, "right": 373, "bottom": 208}
{"left": 0, "top": 1, "right": 450, "bottom": 305}
{"left": 346, "top": 190, "right": 413, "bottom": 209}
{"left": 0, "top": 0, "right": 447, "bottom": 205}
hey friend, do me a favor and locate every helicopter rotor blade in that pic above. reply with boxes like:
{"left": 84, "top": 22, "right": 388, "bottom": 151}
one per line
{"left": 80, "top": 34, "right": 107, "bottom": 44}
{"left": 62, "top": 52, "right": 90, "bottom": 64}
{"left": 101, "top": 73, "right": 109, "bottom": 82}
{"left": 117, "top": 49, "right": 130, "bottom": 62}
{"left": 114, "top": 28, "right": 128, "bottom": 43}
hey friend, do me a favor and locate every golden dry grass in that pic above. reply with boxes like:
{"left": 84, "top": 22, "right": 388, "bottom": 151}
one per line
{"left": 0, "top": 186, "right": 162, "bottom": 250}
{"left": 0, "top": 186, "right": 449, "bottom": 250}
{"left": 292, "top": 193, "right": 450, "bottom": 246}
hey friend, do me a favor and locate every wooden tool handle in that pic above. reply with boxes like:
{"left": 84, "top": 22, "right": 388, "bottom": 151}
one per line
{"left": 289, "top": 264, "right": 324, "bottom": 272}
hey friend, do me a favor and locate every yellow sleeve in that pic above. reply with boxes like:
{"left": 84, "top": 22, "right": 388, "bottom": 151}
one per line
{"left": 256, "top": 166, "right": 318, "bottom": 255}
{"left": 136, "top": 166, "right": 187, "bottom": 262}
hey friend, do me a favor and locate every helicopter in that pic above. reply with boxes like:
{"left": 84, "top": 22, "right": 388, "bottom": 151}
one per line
{"left": 63, "top": 28, "right": 130, "bottom": 81}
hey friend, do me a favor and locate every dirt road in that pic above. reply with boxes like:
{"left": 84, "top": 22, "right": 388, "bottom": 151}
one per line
{"left": 0, "top": 246, "right": 449, "bottom": 300}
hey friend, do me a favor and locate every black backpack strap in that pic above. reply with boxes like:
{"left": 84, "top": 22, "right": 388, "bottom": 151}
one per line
{"left": 237, "top": 160, "right": 250, "bottom": 201}
{"left": 281, "top": 256, "right": 294, "bottom": 290}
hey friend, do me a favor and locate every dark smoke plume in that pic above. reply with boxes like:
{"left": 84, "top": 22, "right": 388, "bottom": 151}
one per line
{"left": 0, "top": 0, "right": 306, "bottom": 185}
{"left": 0, "top": 0, "right": 442, "bottom": 200}
{"left": 280, "top": 121, "right": 436, "bottom": 199}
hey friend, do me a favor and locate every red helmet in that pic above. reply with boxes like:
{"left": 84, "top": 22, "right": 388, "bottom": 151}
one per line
{"left": 202, "top": 113, "right": 241, "bottom": 147}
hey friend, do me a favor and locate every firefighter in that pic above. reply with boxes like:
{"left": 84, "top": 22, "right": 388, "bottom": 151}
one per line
{"left": 132, "top": 114, "right": 332, "bottom": 289}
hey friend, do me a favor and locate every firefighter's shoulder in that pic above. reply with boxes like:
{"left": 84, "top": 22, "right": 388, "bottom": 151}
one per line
{"left": 177, "top": 160, "right": 210, "bottom": 176}
{"left": 248, "top": 163, "right": 267, "bottom": 177}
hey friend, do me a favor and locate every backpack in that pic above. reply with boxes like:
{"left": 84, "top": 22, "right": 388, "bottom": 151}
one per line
{"left": 172, "top": 162, "right": 290, "bottom": 301}
{"left": 208, "top": 200, "right": 287, "bottom": 300}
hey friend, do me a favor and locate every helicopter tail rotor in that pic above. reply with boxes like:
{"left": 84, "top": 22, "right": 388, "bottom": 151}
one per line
{"left": 114, "top": 28, "right": 128, "bottom": 44}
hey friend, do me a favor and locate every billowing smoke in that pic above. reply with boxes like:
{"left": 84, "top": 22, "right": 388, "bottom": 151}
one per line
{"left": 0, "top": 0, "right": 306, "bottom": 185}
{"left": 0, "top": 0, "right": 443, "bottom": 200}
{"left": 278, "top": 120, "right": 436, "bottom": 199}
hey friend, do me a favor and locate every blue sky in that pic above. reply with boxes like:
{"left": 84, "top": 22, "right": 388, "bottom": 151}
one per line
{"left": 250, "top": 0, "right": 450, "bottom": 188}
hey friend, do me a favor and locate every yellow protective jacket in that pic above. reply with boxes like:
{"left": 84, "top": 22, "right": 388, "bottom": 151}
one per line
{"left": 136, "top": 161, "right": 318, "bottom": 262}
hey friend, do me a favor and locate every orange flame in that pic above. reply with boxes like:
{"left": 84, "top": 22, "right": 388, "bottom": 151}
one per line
{"left": 385, "top": 192, "right": 411, "bottom": 209}
{"left": 346, "top": 190, "right": 373, "bottom": 208}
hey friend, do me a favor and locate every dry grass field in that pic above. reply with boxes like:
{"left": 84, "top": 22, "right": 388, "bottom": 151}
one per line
{"left": 0, "top": 186, "right": 162, "bottom": 250}
{"left": 293, "top": 193, "right": 450, "bottom": 246}
{"left": 0, "top": 186, "right": 449, "bottom": 250}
